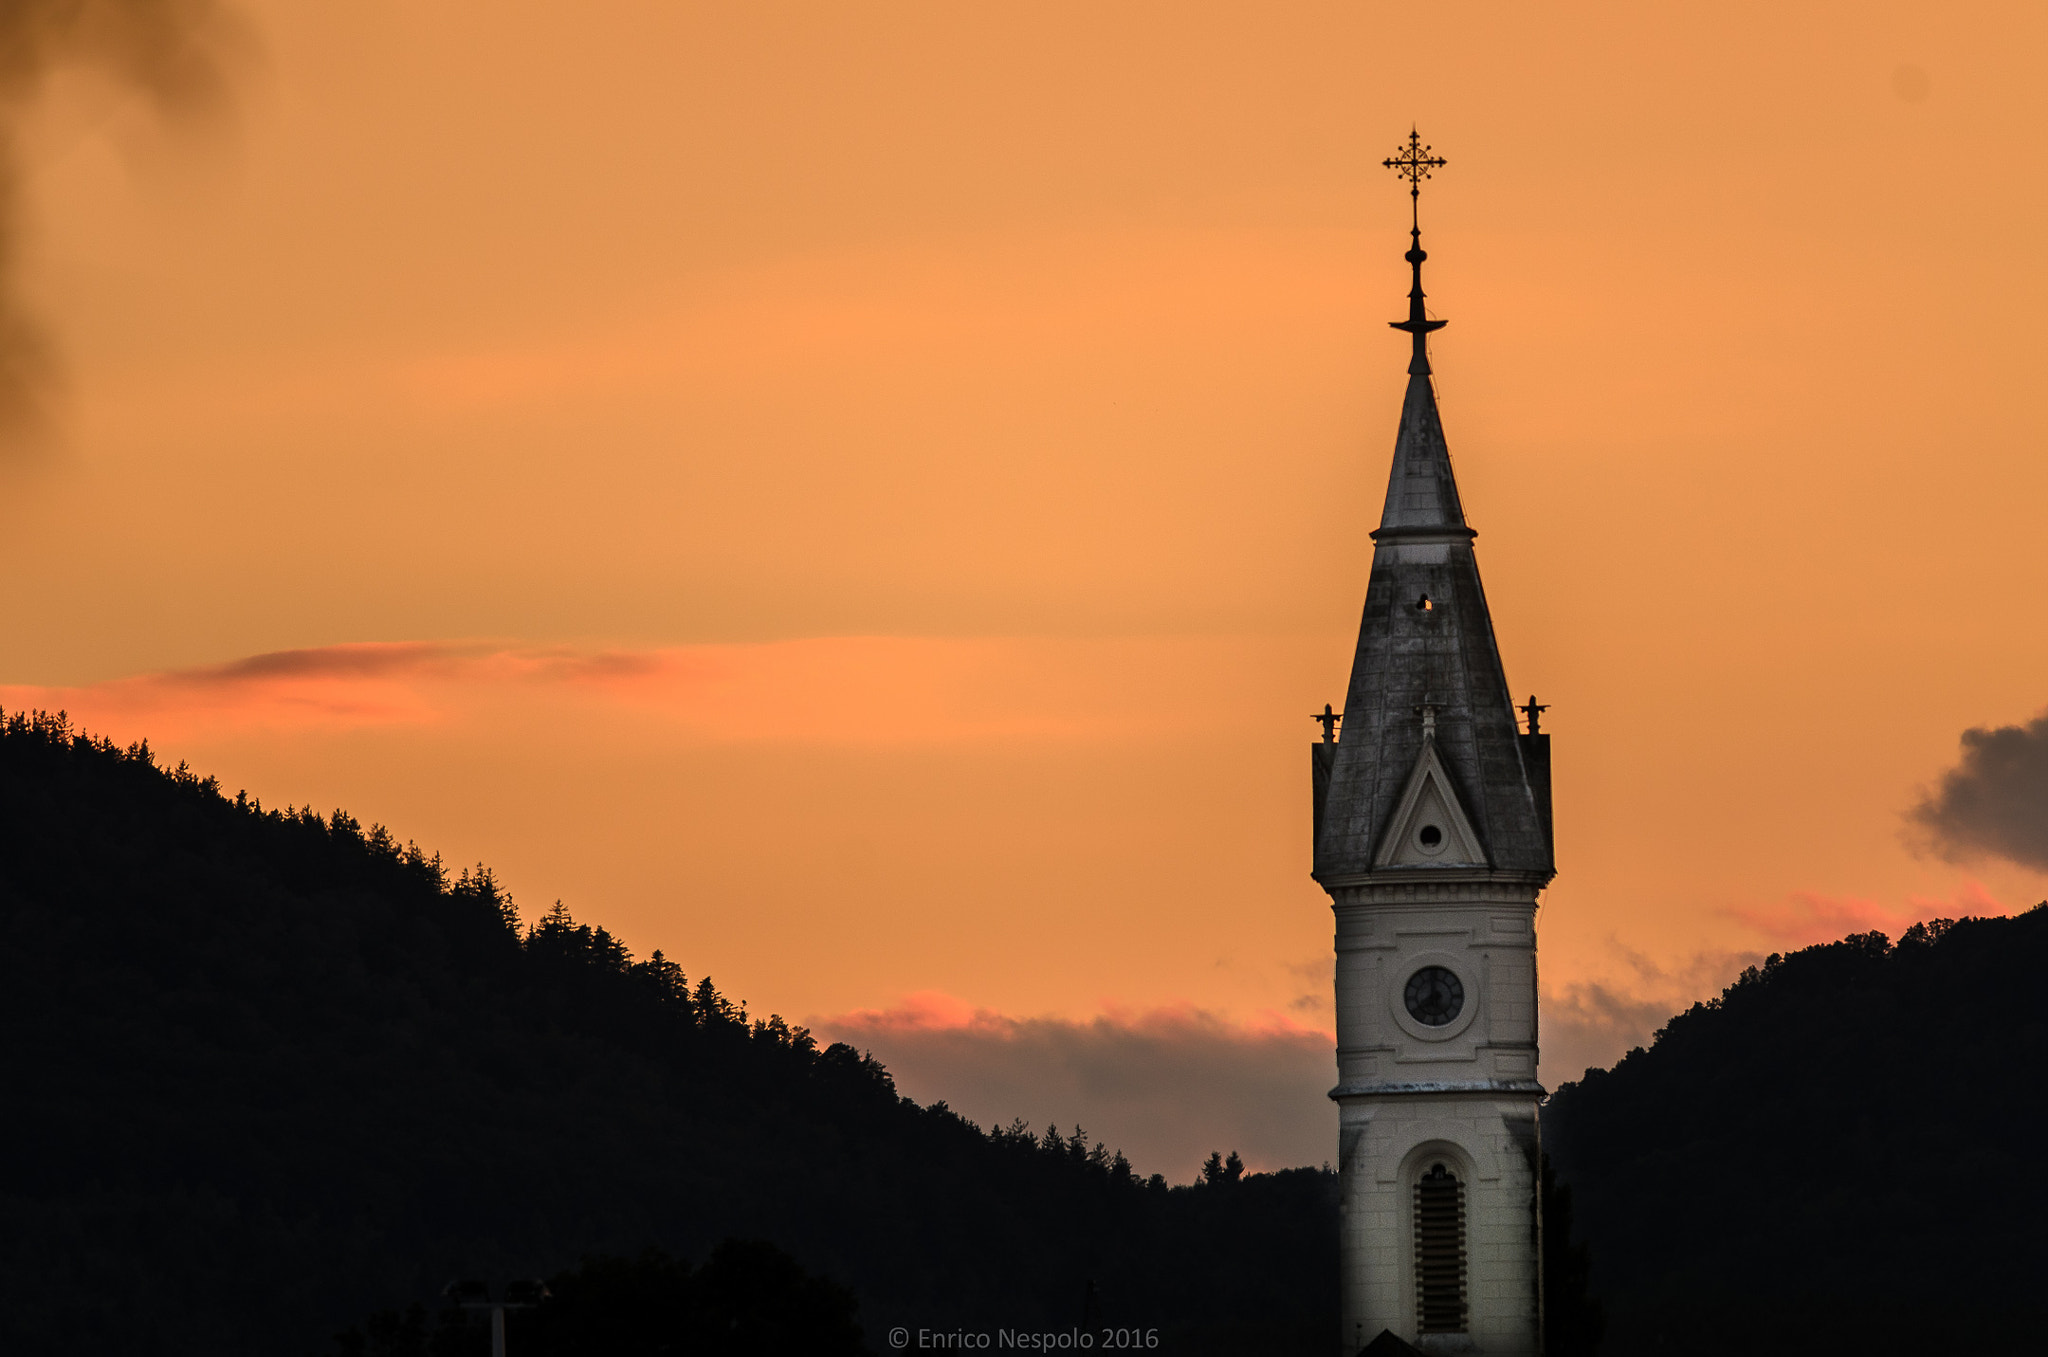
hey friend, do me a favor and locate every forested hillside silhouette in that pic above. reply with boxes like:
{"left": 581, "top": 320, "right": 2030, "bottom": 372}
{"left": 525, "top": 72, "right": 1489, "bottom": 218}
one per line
{"left": 15, "top": 703, "right": 2035, "bottom": 1357}
{"left": 1545, "top": 909, "right": 2048, "bottom": 1356}
{"left": 0, "top": 710, "right": 1335, "bottom": 1356}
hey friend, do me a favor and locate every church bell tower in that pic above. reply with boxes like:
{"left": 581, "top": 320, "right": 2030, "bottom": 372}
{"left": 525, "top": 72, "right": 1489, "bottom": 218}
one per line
{"left": 1312, "top": 133, "right": 1554, "bottom": 1355}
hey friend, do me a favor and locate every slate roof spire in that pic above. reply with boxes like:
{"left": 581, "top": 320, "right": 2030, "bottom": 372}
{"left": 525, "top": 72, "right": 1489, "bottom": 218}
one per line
{"left": 1310, "top": 135, "right": 1554, "bottom": 885}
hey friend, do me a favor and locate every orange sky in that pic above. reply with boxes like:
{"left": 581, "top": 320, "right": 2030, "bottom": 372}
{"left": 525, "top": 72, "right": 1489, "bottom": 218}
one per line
{"left": 4, "top": 1, "right": 2045, "bottom": 1175}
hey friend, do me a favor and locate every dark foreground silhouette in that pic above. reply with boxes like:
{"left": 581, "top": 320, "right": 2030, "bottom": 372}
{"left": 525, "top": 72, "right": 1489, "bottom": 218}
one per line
{"left": 9, "top": 707, "right": 2037, "bottom": 1356}
{"left": 0, "top": 712, "right": 1334, "bottom": 1356}
{"left": 335, "top": 1241, "right": 869, "bottom": 1357}
{"left": 1545, "top": 909, "right": 2048, "bottom": 1356}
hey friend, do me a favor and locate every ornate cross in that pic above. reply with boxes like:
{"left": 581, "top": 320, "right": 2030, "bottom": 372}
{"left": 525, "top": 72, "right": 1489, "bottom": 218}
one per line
{"left": 1383, "top": 128, "right": 1446, "bottom": 231}
{"left": 1519, "top": 695, "right": 1549, "bottom": 736}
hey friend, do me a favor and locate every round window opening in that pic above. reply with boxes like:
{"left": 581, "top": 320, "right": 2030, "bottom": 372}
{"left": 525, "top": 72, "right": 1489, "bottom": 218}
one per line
{"left": 1404, "top": 966, "right": 1465, "bottom": 1027}
{"left": 1417, "top": 824, "right": 1444, "bottom": 851}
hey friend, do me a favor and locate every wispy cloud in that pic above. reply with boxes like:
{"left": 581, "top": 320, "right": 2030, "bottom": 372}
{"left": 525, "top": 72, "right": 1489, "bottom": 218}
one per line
{"left": 0, "top": 634, "right": 1298, "bottom": 748}
{"left": 1, "top": 641, "right": 462, "bottom": 731}
{"left": 815, "top": 993, "right": 1334, "bottom": 1183}
{"left": 1726, "top": 881, "right": 2007, "bottom": 949}
{"left": 1540, "top": 944, "right": 1760, "bottom": 1087}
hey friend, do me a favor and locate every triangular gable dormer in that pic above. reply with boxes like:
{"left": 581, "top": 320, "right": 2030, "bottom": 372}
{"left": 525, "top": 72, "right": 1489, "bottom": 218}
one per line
{"left": 1373, "top": 736, "right": 1488, "bottom": 868}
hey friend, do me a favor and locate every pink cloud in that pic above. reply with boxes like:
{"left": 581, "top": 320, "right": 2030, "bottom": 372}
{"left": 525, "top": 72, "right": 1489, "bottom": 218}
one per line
{"left": 1, "top": 634, "right": 1283, "bottom": 749}
{"left": 0, "top": 642, "right": 463, "bottom": 736}
{"left": 830, "top": 991, "right": 1331, "bottom": 1043}
{"left": 1727, "top": 881, "right": 2009, "bottom": 949}
{"left": 835, "top": 989, "right": 986, "bottom": 1033}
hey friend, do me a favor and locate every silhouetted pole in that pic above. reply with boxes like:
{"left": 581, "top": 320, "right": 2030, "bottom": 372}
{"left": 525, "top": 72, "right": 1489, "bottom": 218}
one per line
{"left": 445, "top": 1279, "right": 549, "bottom": 1357}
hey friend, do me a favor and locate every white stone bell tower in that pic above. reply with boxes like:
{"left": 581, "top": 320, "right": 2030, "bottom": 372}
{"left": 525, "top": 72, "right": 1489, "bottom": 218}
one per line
{"left": 1311, "top": 133, "right": 1554, "bottom": 1356}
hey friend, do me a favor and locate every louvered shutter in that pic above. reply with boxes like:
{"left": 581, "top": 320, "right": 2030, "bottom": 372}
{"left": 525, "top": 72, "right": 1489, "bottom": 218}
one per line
{"left": 1413, "top": 1162, "right": 1467, "bottom": 1334}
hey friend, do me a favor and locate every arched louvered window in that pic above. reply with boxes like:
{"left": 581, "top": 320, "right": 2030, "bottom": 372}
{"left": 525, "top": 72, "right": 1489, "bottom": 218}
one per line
{"left": 1414, "top": 1161, "right": 1467, "bottom": 1334}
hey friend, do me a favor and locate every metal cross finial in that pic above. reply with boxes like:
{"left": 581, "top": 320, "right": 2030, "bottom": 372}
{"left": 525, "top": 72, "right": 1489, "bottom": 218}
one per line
{"left": 1384, "top": 129, "right": 1448, "bottom": 375}
{"left": 1519, "top": 695, "right": 1549, "bottom": 736}
{"left": 1382, "top": 127, "right": 1446, "bottom": 232}
{"left": 1312, "top": 703, "right": 1343, "bottom": 743}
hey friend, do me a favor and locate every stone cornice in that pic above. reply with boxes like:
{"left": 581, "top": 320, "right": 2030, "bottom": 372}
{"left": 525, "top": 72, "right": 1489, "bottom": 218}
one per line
{"left": 1328, "top": 1079, "right": 1545, "bottom": 1101}
{"left": 1325, "top": 877, "right": 1544, "bottom": 908}
{"left": 1316, "top": 866, "right": 1551, "bottom": 892}
{"left": 1367, "top": 524, "right": 1478, "bottom": 544}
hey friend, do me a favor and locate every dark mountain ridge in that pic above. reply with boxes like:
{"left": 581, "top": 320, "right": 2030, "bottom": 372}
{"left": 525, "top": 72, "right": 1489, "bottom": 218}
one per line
{"left": 11, "top": 702, "right": 2042, "bottom": 1356}
{"left": 1544, "top": 908, "right": 2048, "bottom": 1355}
{"left": 0, "top": 710, "right": 1335, "bottom": 1355}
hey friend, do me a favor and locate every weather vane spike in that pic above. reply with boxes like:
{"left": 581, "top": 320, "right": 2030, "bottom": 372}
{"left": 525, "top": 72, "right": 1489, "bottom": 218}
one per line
{"left": 1382, "top": 127, "right": 1447, "bottom": 232}
{"left": 1383, "top": 128, "right": 1449, "bottom": 376}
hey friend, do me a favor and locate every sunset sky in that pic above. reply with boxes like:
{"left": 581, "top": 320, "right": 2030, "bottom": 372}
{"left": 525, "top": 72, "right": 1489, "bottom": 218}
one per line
{"left": 4, "top": 0, "right": 2045, "bottom": 1178}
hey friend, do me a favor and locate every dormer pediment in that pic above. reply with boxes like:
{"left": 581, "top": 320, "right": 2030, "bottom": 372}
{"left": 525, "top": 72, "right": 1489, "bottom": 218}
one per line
{"left": 1374, "top": 738, "right": 1488, "bottom": 869}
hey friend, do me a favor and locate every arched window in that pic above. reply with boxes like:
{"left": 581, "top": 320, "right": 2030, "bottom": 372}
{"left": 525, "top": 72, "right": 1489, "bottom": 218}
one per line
{"left": 1414, "top": 1162, "right": 1467, "bottom": 1334}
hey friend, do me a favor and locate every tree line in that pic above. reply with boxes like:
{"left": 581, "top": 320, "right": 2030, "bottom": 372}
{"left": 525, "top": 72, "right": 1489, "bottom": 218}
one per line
{"left": 0, "top": 707, "right": 1336, "bottom": 1356}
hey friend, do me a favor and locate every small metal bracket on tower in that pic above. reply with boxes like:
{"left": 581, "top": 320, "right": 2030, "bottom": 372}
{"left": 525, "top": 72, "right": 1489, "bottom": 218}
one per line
{"left": 1313, "top": 703, "right": 1343, "bottom": 743}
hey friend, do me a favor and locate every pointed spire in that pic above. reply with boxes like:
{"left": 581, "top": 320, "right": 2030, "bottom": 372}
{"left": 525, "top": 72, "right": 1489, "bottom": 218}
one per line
{"left": 1311, "top": 134, "right": 1554, "bottom": 885}
{"left": 1375, "top": 366, "right": 1468, "bottom": 534}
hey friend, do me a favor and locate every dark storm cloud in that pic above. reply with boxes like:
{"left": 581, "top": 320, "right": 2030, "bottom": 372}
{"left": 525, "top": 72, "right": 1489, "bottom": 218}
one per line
{"left": 0, "top": 0, "right": 243, "bottom": 445}
{"left": 1908, "top": 711, "right": 2048, "bottom": 870}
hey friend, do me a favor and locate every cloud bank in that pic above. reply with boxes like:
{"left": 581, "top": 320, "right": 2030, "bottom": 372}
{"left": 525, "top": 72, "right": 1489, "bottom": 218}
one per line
{"left": 814, "top": 995, "right": 1335, "bottom": 1184}
{"left": 817, "top": 975, "right": 1766, "bottom": 1178}
{"left": 1909, "top": 711, "right": 2048, "bottom": 871}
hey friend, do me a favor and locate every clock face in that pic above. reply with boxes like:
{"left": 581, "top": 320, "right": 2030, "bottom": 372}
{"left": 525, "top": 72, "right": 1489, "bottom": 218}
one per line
{"left": 1404, "top": 966, "right": 1464, "bottom": 1027}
